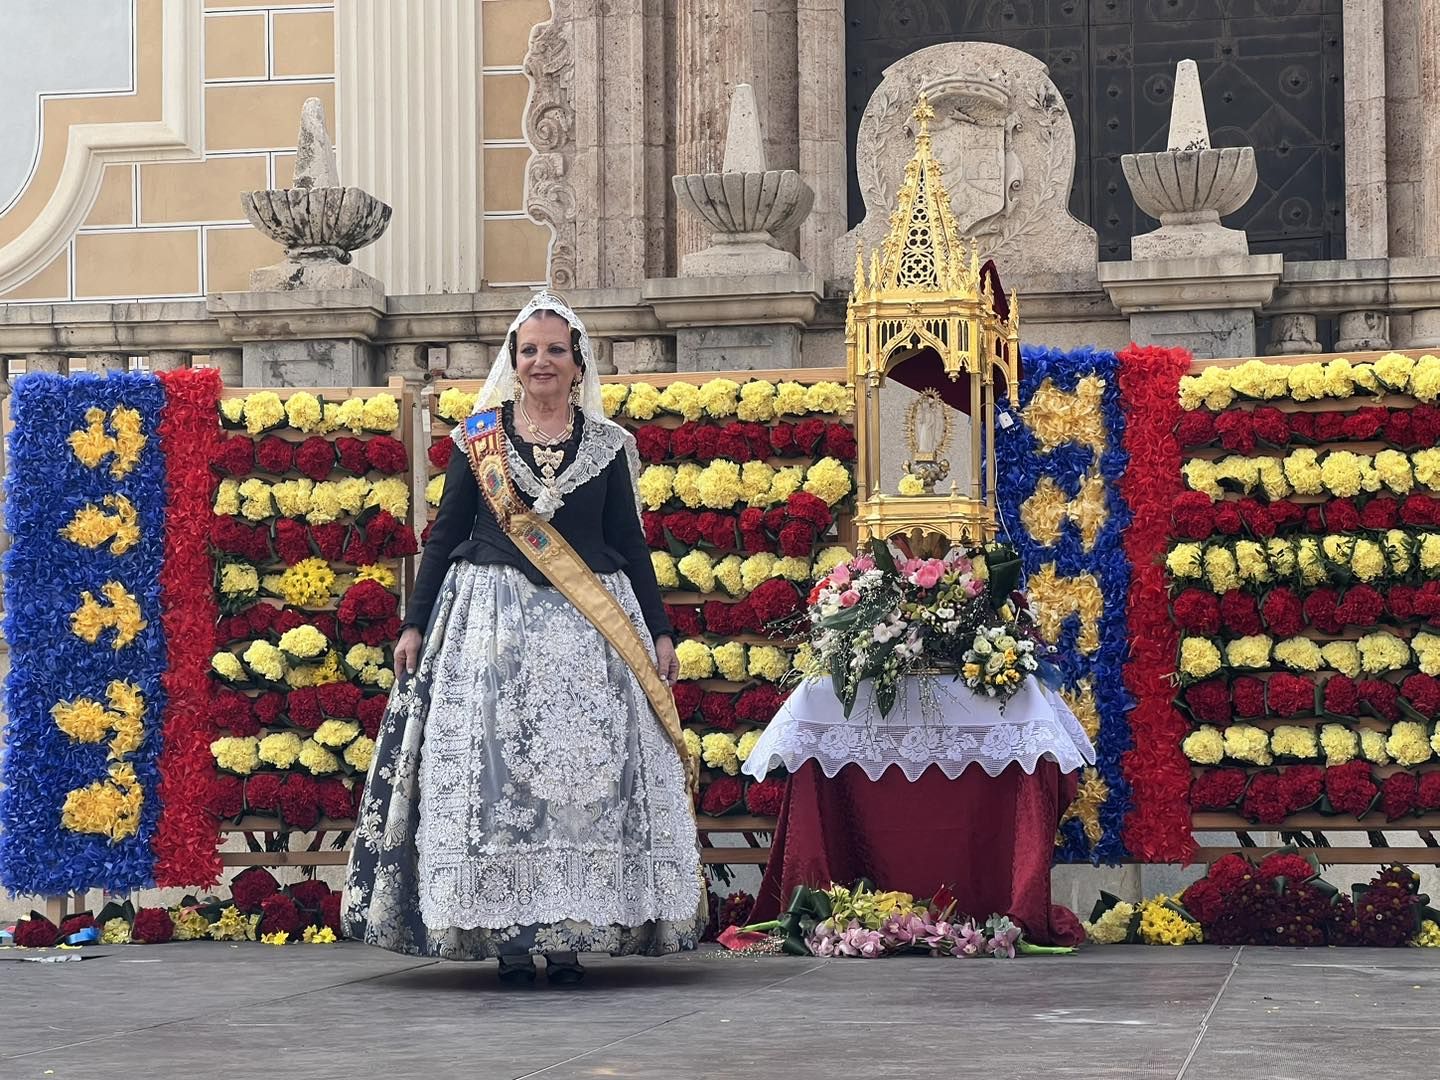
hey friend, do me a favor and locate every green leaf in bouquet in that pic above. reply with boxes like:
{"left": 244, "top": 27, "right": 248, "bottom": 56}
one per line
{"left": 1395, "top": 694, "right": 1432, "bottom": 725}
{"left": 874, "top": 672, "right": 899, "bottom": 719}
{"left": 776, "top": 884, "right": 834, "bottom": 956}
{"left": 1088, "top": 890, "right": 1126, "bottom": 925}
{"left": 665, "top": 531, "right": 691, "bottom": 559}
{"left": 868, "top": 538, "right": 897, "bottom": 575}
{"left": 985, "top": 548, "right": 1022, "bottom": 607}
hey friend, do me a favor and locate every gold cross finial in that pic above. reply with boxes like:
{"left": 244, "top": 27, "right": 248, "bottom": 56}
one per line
{"left": 913, "top": 93, "right": 935, "bottom": 133}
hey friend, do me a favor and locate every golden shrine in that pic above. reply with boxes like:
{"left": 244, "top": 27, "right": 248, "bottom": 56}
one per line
{"left": 845, "top": 93, "right": 1021, "bottom": 553}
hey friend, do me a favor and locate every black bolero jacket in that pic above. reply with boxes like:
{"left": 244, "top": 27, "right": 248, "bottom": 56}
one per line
{"left": 402, "top": 403, "right": 672, "bottom": 641}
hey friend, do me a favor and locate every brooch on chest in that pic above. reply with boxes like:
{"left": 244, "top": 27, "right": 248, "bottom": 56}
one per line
{"left": 533, "top": 446, "right": 565, "bottom": 492}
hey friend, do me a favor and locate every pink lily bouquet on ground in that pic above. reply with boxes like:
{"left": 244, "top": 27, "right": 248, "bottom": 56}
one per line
{"left": 804, "top": 539, "right": 1048, "bottom": 717}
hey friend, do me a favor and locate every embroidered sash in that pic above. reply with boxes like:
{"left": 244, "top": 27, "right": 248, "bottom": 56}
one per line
{"left": 461, "top": 409, "right": 698, "bottom": 798}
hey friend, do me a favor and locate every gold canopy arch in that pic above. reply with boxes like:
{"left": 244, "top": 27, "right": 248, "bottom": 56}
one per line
{"left": 845, "top": 93, "right": 1020, "bottom": 553}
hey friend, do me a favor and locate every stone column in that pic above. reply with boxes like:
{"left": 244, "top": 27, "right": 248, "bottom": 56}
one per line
{"left": 209, "top": 348, "right": 243, "bottom": 386}
{"left": 87, "top": 353, "right": 129, "bottom": 375}
{"left": 673, "top": 0, "right": 754, "bottom": 262}
{"left": 443, "top": 342, "right": 490, "bottom": 379}
{"left": 147, "top": 350, "right": 190, "bottom": 372}
{"left": 614, "top": 337, "right": 676, "bottom": 374}
{"left": 1335, "top": 309, "right": 1392, "bottom": 352}
{"left": 336, "top": 0, "right": 484, "bottom": 293}
{"left": 796, "top": 0, "right": 847, "bottom": 284}
{"left": 1420, "top": 0, "right": 1440, "bottom": 258}
{"left": 1344, "top": 0, "right": 1390, "bottom": 260}
{"left": 24, "top": 353, "right": 63, "bottom": 375}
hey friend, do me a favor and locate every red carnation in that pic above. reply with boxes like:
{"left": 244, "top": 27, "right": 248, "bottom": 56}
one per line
{"left": 703, "top": 600, "right": 737, "bottom": 636}
{"left": 1235, "top": 498, "right": 1276, "bottom": 538}
{"left": 1380, "top": 772, "right": 1418, "bottom": 820}
{"left": 1279, "top": 764, "right": 1323, "bottom": 811}
{"left": 361, "top": 616, "right": 402, "bottom": 647}
{"left": 1219, "top": 590, "right": 1262, "bottom": 636}
{"left": 1341, "top": 406, "right": 1387, "bottom": 441}
{"left": 1206, "top": 852, "right": 1254, "bottom": 893}
{"left": 274, "top": 517, "right": 312, "bottom": 564}
{"left": 697, "top": 511, "right": 737, "bottom": 550}
{"left": 255, "top": 435, "right": 294, "bottom": 475}
{"left": 1189, "top": 767, "right": 1247, "bottom": 810}
{"left": 1325, "top": 760, "right": 1377, "bottom": 817}
{"left": 1386, "top": 409, "right": 1415, "bottom": 447}
{"left": 322, "top": 891, "right": 344, "bottom": 935}
{"left": 793, "top": 419, "right": 826, "bottom": 455}
{"left": 715, "top": 423, "right": 754, "bottom": 463}
{"left": 365, "top": 435, "right": 408, "bottom": 475}
{"left": 1258, "top": 851, "right": 1316, "bottom": 885}
{"left": 1304, "top": 506, "right": 1326, "bottom": 533}
{"left": 295, "top": 436, "right": 336, "bottom": 483}
{"left": 1176, "top": 411, "right": 1216, "bottom": 447}
{"left": 693, "top": 425, "right": 722, "bottom": 461}
{"left": 1303, "top": 588, "right": 1341, "bottom": 635}
{"left": 316, "top": 777, "right": 354, "bottom": 820}
{"left": 741, "top": 422, "right": 772, "bottom": 459}
{"left": 670, "top": 423, "right": 698, "bottom": 459}
{"left": 310, "top": 522, "right": 347, "bottom": 562}
{"left": 700, "top": 777, "right": 743, "bottom": 815}
{"left": 666, "top": 604, "right": 705, "bottom": 638}
{"left": 215, "top": 614, "right": 250, "bottom": 644}
{"left": 736, "top": 685, "right": 786, "bottom": 724}
{"left": 664, "top": 511, "right": 701, "bottom": 545}
{"left": 823, "top": 424, "right": 857, "bottom": 460}
{"left": 786, "top": 492, "right": 834, "bottom": 530}
{"left": 428, "top": 438, "right": 454, "bottom": 470}
{"left": 745, "top": 777, "right": 786, "bottom": 817}
{"left": 420, "top": 521, "right": 434, "bottom": 545}
{"left": 643, "top": 511, "right": 665, "bottom": 548}
{"left": 1171, "top": 491, "right": 1216, "bottom": 540}
{"left": 1335, "top": 584, "right": 1384, "bottom": 627}
{"left": 245, "top": 773, "right": 284, "bottom": 813}
{"left": 1214, "top": 410, "right": 1256, "bottom": 453}
{"left": 358, "top": 694, "right": 387, "bottom": 739}
{"left": 288, "top": 688, "right": 322, "bottom": 730}
{"left": 1269, "top": 500, "right": 1305, "bottom": 530}
{"left": 14, "top": 915, "right": 60, "bottom": 948}
{"left": 213, "top": 689, "right": 261, "bottom": 736}
{"left": 213, "top": 435, "right": 256, "bottom": 476}
{"left": 288, "top": 879, "right": 333, "bottom": 913}
{"left": 1288, "top": 411, "right": 1317, "bottom": 441}
{"left": 700, "top": 692, "right": 738, "bottom": 731}
{"left": 769, "top": 423, "right": 797, "bottom": 455}
{"left": 1250, "top": 407, "right": 1290, "bottom": 446}
{"left": 58, "top": 913, "right": 98, "bottom": 940}
{"left": 1212, "top": 502, "right": 1243, "bottom": 537}
{"left": 1417, "top": 771, "right": 1440, "bottom": 811}
{"left": 1172, "top": 589, "right": 1222, "bottom": 635}
{"left": 1325, "top": 499, "right": 1361, "bottom": 533}
{"left": 131, "top": 907, "right": 174, "bottom": 944}
{"left": 1242, "top": 772, "right": 1290, "bottom": 825}
{"left": 1184, "top": 679, "right": 1232, "bottom": 725}
{"left": 1261, "top": 587, "right": 1304, "bottom": 638}
{"left": 1401, "top": 673, "right": 1440, "bottom": 716}
{"left": 1360, "top": 497, "right": 1399, "bottom": 531}
{"left": 778, "top": 521, "right": 816, "bottom": 557}
{"left": 749, "top": 578, "right": 803, "bottom": 628}
{"left": 317, "top": 682, "right": 364, "bottom": 718}
{"left": 207, "top": 774, "right": 244, "bottom": 819}
{"left": 271, "top": 608, "right": 306, "bottom": 637}
{"left": 672, "top": 682, "right": 703, "bottom": 721}
{"left": 278, "top": 774, "right": 320, "bottom": 830}
{"left": 211, "top": 517, "right": 270, "bottom": 561}
{"left": 1388, "top": 584, "right": 1419, "bottom": 620}
{"left": 381, "top": 522, "right": 419, "bottom": 558}
{"left": 1314, "top": 412, "right": 1345, "bottom": 441}
{"left": 1359, "top": 679, "right": 1400, "bottom": 721}
{"left": 1416, "top": 581, "right": 1440, "bottom": 620}
{"left": 1323, "top": 675, "right": 1358, "bottom": 716}
{"left": 1412, "top": 404, "right": 1440, "bottom": 448}
{"left": 343, "top": 534, "right": 379, "bottom": 567}
{"left": 635, "top": 425, "right": 672, "bottom": 463}
{"left": 1180, "top": 878, "right": 1224, "bottom": 925}
{"left": 335, "top": 436, "right": 369, "bottom": 476}
{"left": 1231, "top": 676, "right": 1266, "bottom": 718}
{"left": 1401, "top": 493, "right": 1440, "bottom": 527}
{"left": 1267, "top": 674, "right": 1316, "bottom": 718}
{"left": 259, "top": 893, "right": 305, "bottom": 937}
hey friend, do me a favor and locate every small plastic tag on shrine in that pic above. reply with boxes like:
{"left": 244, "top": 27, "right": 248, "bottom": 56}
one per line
{"left": 998, "top": 411, "right": 1014, "bottom": 429}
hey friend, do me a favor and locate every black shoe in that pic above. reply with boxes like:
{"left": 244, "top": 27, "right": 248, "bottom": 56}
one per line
{"left": 545, "top": 953, "right": 586, "bottom": 986}
{"left": 497, "top": 957, "right": 537, "bottom": 985}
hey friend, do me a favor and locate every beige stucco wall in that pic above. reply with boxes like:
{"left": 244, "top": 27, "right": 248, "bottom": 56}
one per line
{"left": 0, "top": 0, "right": 554, "bottom": 304}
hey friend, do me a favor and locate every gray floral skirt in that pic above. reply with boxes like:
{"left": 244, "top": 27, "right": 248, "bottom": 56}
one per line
{"left": 342, "top": 562, "right": 701, "bottom": 959}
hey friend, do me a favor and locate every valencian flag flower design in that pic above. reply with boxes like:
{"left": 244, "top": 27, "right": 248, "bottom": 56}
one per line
{"left": 0, "top": 370, "right": 220, "bottom": 894}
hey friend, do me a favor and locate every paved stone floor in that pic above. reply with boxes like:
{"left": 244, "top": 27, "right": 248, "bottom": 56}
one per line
{"left": 2, "top": 942, "right": 1438, "bottom": 1079}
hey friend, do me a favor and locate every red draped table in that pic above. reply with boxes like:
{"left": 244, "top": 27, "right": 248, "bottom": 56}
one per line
{"left": 742, "top": 675, "right": 1094, "bottom": 945}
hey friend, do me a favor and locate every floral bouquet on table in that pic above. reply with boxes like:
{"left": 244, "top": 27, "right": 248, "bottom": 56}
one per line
{"left": 804, "top": 538, "right": 1052, "bottom": 716}
{"left": 720, "top": 880, "right": 1075, "bottom": 958}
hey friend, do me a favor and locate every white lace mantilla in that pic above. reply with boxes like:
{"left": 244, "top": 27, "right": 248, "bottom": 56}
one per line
{"left": 741, "top": 675, "right": 1096, "bottom": 783}
{"left": 449, "top": 412, "right": 632, "bottom": 519}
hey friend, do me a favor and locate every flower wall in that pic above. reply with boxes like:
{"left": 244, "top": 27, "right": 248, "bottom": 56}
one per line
{"left": 0, "top": 371, "right": 219, "bottom": 894}
{"left": 205, "top": 389, "right": 417, "bottom": 843}
{"left": 1171, "top": 356, "right": 1440, "bottom": 831}
{"left": 427, "top": 375, "right": 856, "bottom": 825}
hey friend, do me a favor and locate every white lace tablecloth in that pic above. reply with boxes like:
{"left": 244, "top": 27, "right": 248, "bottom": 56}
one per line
{"left": 740, "top": 674, "right": 1096, "bottom": 782}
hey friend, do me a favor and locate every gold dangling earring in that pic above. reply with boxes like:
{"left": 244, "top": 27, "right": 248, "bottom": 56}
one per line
{"left": 570, "top": 380, "right": 582, "bottom": 406}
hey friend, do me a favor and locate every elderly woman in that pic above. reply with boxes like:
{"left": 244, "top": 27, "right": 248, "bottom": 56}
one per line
{"left": 343, "top": 291, "right": 701, "bottom": 985}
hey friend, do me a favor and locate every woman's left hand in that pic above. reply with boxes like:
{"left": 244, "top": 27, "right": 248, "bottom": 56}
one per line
{"left": 655, "top": 635, "right": 679, "bottom": 686}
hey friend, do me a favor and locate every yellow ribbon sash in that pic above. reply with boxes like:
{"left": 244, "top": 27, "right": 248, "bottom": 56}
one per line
{"left": 461, "top": 409, "right": 698, "bottom": 797}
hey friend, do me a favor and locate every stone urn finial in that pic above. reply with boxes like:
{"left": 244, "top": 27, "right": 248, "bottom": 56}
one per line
{"left": 1120, "top": 60, "right": 1258, "bottom": 260}
{"left": 672, "top": 83, "right": 814, "bottom": 276}
{"left": 240, "top": 98, "right": 392, "bottom": 290}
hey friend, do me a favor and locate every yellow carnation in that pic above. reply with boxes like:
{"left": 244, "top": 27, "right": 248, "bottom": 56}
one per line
{"left": 813, "top": 546, "right": 851, "bottom": 580}
{"left": 1386, "top": 720, "right": 1433, "bottom": 767}
{"left": 747, "top": 645, "right": 790, "bottom": 682}
{"left": 1359, "top": 728, "right": 1391, "bottom": 765}
{"left": 238, "top": 477, "right": 274, "bottom": 522}
{"left": 211, "top": 736, "right": 260, "bottom": 775}
{"left": 678, "top": 550, "right": 717, "bottom": 593}
{"left": 361, "top": 394, "right": 400, "bottom": 432}
{"left": 425, "top": 474, "right": 446, "bottom": 507}
{"left": 1182, "top": 726, "right": 1224, "bottom": 765}
{"left": 1296, "top": 537, "right": 1327, "bottom": 586}
{"left": 682, "top": 727, "right": 702, "bottom": 763}
{"left": 600, "top": 383, "right": 628, "bottom": 418}
{"left": 1166, "top": 543, "right": 1203, "bottom": 579}
{"left": 1412, "top": 631, "right": 1440, "bottom": 676}
{"left": 714, "top": 555, "right": 745, "bottom": 597}
{"left": 314, "top": 719, "right": 361, "bottom": 749}
{"left": 1255, "top": 458, "right": 1291, "bottom": 501}
{"left": 214, "top": 477, "right": 241, "bottom": 517}
{"left": 1271, "top": 725, "right": 1319, "bottom": 760}
{"left": 278, "top": 624, "right": 328, "bottom": 659}
{"left": 211, "top": 652, "right": 245, "bottom": 681}
{"left": 365, "top": 477, "right": 410, "bottom": 520}
{"left": 1214, "top": 456, "right": 1259, "bottom": 493}
{"left": 1374, "top": 352, "right": 1416, "bottom": 392}
{"left": 436, "top": 387, "right": 478, "bottom": 422}
{"left": 1266, "top": 538, "right": 1297, "bottom": 578}
{"left": 298, "top": 739, "right": 341, "bottom": 775}
{"left": 345, "top": 737, "right": 375, "bottom": 772}
{"left": 1225, "top": 635, "right": 1272, "bottom": 671}
{"left": 652, "top": 552, "right": 679, "bottom": 589}
{"left": 1414, "top": 448, "right": 1440, "bottom": 491}
{"left": 220, "top": 397, "right": 246, "bottom": 425}
{"left": 1179, "top": 637, "right": 1223, "bottom": 681}
{"left": 271, "top": 478, "right": 315, "bottom": 519}
{"left": 1375, "top": 449, "right": 1414, "bottom": 494}
{"left": 623, "top": 383, "right": 662, "bottom": 420}
{"left": 1235, "top": 540, "right": 1270, "bottom": 584}
{"left": 1283, "top": 449, "right": 1323, "bottom": 495}
{"left": 243, "top": 640, "right": 287, "bottom": 682}
{"left": 1228, "top": 359, "right": 1289, "bottom": 401}
{"left": 1203, "top": 546, "right": 1241, "bottom": 592}
{"left": 804, "top": 381, "right": 851, "bottom": 414}
{"left": 1414, "top": 354, "right": 1440, "bottom": 403}
{"left": 1286, "top": 362, "right": 1327, "bottom": 402}
{"left": 637, "top": 464, "right": 676, "bottom": 510}
{"left": 242, "top": 391, "right": 286, "bottom": 435}
{"left": 675, "top": 640, "right": 714, "bottom": 681}
{"left": 741, "top": 553, "right": 778, "bottom": 593}
{"left": 697, "top": 460, "right": 744, "bottom": 509}
{"left": 1357, "top": 631, "right": 1410, "bottom": 674}
{"left": 737, "top": 381, "right": 777, "bottom": 421}
{"left": 736, "top": 729, "right": 763, "bottom": 762}
{"left": 284, "top": 392, "right": 323, "bottom": 432}
{"left": 898, "top": 474, "right": 926, "bottom": 497}
{"left": 774, "top": 381, "right": 809, "bottom": 416}
{"left": 1320, "top": 641, "right": 1362, "bottom": 678}
{"left": 741, "top": 461, "right": 777, "bottom": 506}
{"left": 803, "top": 457, "right": 852, "bottom": 506}
{"left": 701, "top": 731, "right": 741, "bottom": 775}
{"left": 658, "top": 382, "right": 703, "bottom": 421}
{"left": 673, "top": 463, "right": 704, "bottom": 508}
{"left": 1351, "top": 538, "right": 1386, "bottom": 583}
{"left": 1223, "top": 724, "right": 1272, "bottom": 765}
{"left": 1183, "top": 459, "right": 1222, "bottom": 499}
{"left": 1274, "top": 636, "right": 1323, "bottom": 673}
{"left": 768, "top": 465, "right": 805, "bottom": 503}
{"left": 712, "top": 641, "right": 747, "bottom": 682}
{"left": 220, "top": 562, "right": 260, "bottom": 597}
{"left": 1320, "top": 723, "right": 1358, "bottom": 765}
{"left": 1421, "top": 534, "right": 1440, "bottom": 575}
{"left": 774, "top": 556, "right": 811, "bottom": 581}
{"left": 258, "top": 731, "right": 303, "bottom": 768}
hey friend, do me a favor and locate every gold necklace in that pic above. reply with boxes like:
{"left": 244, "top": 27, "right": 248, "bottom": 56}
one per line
{"left": 516, "top": 399, "right": 573, "bottom": 495}
{"left": 517, "top": 398, "right": 573, "bottom": 446}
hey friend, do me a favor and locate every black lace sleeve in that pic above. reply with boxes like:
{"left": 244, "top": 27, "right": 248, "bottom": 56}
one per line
{"left": 401, "top": 447, "right": 479, "bottom": 632}
{"left": 603, "top": 449, "right": 672, "bottom": 641}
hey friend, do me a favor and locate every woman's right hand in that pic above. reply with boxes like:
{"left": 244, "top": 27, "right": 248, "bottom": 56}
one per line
{"left": 394, "top": 626, "right": 424, "bottom": 679}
